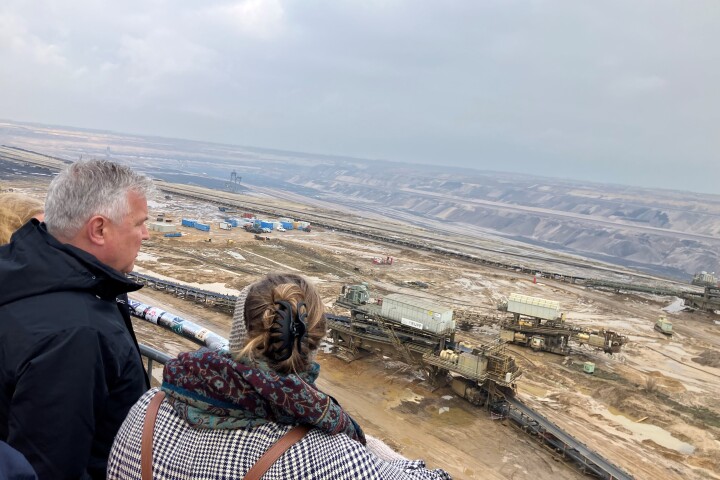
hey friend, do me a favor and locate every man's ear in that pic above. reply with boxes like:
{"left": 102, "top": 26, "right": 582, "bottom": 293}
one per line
{"left": 86, "top": 215, "right": 107, "bottom": 246}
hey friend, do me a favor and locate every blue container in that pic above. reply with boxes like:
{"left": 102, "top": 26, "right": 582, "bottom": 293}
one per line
{"left": 281, "top": 222, "right": 293, "bottom": 230}
{"left": 164, "top": 232, "right": 182, "bottom": 238}
{"left": 195, "top": 223, "right": 210, "bottom": 232}
{"left": 260, "top": 221, "right": 274, "bottom": 230}
{"left": 181, "top": 218, "right": 196, "bottom": 228}
{"left": 226, "top": 218, "right": 239, "bottom": 227}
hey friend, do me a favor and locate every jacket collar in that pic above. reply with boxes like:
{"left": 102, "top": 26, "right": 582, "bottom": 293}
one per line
{"left": 0, "top": 219, "right": 142, "bottom": 306}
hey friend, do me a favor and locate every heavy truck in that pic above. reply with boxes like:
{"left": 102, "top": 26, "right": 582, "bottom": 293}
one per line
{"left": 498, "top": 293, "right": 627, "bottom": 355}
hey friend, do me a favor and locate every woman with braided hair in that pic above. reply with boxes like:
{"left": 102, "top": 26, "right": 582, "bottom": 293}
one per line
{"left": 108, "top": 273, "right": 451, "bottom": 479}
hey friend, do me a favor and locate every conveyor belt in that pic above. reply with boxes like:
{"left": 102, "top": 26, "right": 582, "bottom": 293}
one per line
{"left": 504, "top": 395, "right": 633, "bottom": 480}
{"left": 127, "top": 272, "right": 237, "bottom": 312}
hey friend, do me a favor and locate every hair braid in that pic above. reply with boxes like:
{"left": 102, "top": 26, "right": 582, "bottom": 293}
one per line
{"left": 234, "top": 274, "right": 326, "bottom": 374}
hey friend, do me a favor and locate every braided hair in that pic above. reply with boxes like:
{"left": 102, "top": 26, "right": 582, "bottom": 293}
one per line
{"left": 234, "top": 274, "right": 326, "bottom": 374}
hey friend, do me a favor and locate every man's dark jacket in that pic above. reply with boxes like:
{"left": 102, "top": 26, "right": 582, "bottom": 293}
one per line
{"left": 0, "top": 220, "right": 148, "bottom": 479}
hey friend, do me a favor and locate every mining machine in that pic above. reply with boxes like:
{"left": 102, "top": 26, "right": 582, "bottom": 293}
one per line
{"left": 498, "top": 293, "right": 627, "bottom": 355}
{"left": 654, "top": 315, "right": 673, "bottom": 336}
{"left": 683, "top": 285, "right": 720, "bottom": 312}
{"left": 330, "top": 283, "right": 520, "bottom": 406}
{"left": 692, "top": 271, "right": 717, "bottom": 288}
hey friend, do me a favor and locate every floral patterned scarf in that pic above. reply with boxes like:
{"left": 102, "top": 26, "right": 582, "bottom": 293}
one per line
{"left": 161, "top": 348, "right": 365, "bottom": 444}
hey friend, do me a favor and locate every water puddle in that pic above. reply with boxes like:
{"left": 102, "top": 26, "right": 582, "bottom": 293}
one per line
{"left": 386, "top": 388, "right": 424, "bottom": 409}
{"left": 601, "top": 408, "right": 695, "bottom": 454}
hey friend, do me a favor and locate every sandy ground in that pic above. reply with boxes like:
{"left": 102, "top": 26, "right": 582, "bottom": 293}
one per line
{"left": 6, "top": 176, "right": 720, "bottom": 480}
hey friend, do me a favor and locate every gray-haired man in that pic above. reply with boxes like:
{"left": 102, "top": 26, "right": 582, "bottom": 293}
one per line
{"left": 0, "top": 160, "right": 154, "bottom": 479}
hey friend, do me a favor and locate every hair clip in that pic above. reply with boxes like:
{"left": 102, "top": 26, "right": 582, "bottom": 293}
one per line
{"left": 271, "top": 300, "right": 308, "bottom": 361}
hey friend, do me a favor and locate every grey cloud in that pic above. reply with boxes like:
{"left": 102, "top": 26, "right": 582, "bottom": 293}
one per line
{"left": 0, "top": 0, "right": 718, "bottom": 193}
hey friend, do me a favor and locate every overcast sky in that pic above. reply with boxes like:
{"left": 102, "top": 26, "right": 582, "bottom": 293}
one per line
{"left": 1, "top": 1, "right": 718, "bottom": 193}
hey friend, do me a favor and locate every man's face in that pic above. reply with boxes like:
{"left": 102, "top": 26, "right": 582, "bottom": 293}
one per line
{"left": 103, "top": 191, "right": 149, "bottom": 274}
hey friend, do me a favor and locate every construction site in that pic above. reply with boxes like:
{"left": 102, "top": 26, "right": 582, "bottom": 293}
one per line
{"left": 2, "top": 146, "right": 720, "bottom": 480}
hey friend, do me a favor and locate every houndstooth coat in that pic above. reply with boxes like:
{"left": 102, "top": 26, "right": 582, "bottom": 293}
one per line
{"left": 108, "top": 389, "right": 452, "bottom": 480}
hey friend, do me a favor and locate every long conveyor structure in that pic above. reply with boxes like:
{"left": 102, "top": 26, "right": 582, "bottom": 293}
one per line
{"left": 127, "top": 271, "right": 237, "bottom": 312}
{"left": 500, "top": 396, "right": 634, "bottom": 480}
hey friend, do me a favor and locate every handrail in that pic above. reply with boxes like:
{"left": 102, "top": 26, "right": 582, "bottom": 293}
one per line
{"left": 139, "top": 343, "right": 173, "bottom": 364}
{"left": 139, "top": 343, "right": 173, "bottom": 387}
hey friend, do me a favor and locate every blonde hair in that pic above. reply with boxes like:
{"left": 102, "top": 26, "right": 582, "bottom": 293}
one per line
{"left": 0, "top": 193, "right": 44, "bottom": 244}
{"left": 234, "top": 274, "right": 326, "bottom": 374}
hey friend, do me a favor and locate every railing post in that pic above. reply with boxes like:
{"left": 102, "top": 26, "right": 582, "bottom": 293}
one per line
{"left": 147, "top": 358, "right": 154, "bottom": 380}
{"left": 139, "top": 343, "right": 173, "bottom": 388}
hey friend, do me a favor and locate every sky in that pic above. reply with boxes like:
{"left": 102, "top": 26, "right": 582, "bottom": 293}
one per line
{"left": 1, "top": 1, "right": 718, "bottom": 194}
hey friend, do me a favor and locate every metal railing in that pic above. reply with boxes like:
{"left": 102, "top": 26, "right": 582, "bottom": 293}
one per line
{"left": 139, "top": 343, "right": 173, "bottom": 387}
{"left": 133, "top": 294, "right": 231, "bottom": 386}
